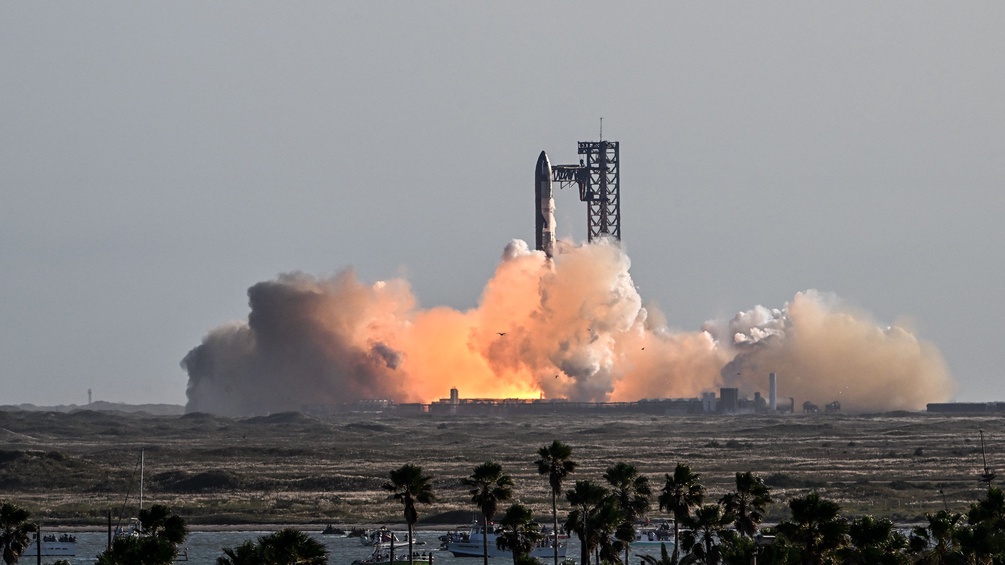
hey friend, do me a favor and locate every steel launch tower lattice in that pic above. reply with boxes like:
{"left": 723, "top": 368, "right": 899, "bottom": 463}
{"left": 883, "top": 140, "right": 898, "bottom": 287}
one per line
{"left": 576, "top": 140, "right": 620, "bottom": 242}
{"left": 550, "top": 140, "right": 621, "bottom": 243}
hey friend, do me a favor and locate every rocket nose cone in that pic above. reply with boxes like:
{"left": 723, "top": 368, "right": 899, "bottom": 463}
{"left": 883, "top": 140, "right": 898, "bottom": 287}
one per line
{"left": 536, "top": 150, "right": 550, "bottom": 173}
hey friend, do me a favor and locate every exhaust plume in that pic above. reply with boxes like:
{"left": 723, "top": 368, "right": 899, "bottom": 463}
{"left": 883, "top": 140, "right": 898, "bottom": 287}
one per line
{"left": 183, "top": 240, "right": 955, "bottom": 416}
{"left": 708, "top": 290, "right": 956, "bottom": 412}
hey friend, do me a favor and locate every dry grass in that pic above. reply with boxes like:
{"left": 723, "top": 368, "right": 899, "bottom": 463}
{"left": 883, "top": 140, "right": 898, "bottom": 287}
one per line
{"left": 1, "top": 409, "right": 1001, "bottom": 526}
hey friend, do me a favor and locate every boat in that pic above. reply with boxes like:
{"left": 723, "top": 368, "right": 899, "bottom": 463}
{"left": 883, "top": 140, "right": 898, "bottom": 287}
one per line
{"left": 631, "top": 520, "right": 676, "bottom": 545}
{"left": 22, "top": 533, "right": 77, "bottom": 557}
{"left": 114, "top": 517, "right": 142, "bottom": 539}
{"left": 113, "top": 449, "right": 146, "bottom": 539}
{"left": 540, "top": 525, "right": 569, "bottom": 541}
{"left": 444, "top": 523, "right": 566, "bottom": 559}
{"left": 361, "top": 527, "right": 400, "bottom": 546}
{"left": 322, "top": 524, "right": 347, "bottom": 536}
{"left": 351, "top": 544, "right": 435, "bottom": 565}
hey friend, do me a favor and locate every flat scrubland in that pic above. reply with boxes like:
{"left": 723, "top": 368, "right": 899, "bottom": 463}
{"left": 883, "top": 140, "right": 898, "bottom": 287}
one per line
{"left": 0, "top": 409, "right": 1001, "bottom": 526}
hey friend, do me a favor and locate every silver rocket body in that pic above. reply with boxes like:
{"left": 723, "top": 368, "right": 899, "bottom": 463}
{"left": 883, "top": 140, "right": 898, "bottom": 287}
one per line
{"left": 535, "top": 150, "right": 556, "bottom": 257}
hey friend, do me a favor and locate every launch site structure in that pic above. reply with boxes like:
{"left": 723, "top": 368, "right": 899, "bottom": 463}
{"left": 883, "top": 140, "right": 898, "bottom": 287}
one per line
{"left": 536, "top": 139, "right": 621, "bottom": 257}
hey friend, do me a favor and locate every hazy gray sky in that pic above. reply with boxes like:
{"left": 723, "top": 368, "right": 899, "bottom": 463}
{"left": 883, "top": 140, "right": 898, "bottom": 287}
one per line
{"left": 2, "top": 3, "right": 1002, "bottom": 407}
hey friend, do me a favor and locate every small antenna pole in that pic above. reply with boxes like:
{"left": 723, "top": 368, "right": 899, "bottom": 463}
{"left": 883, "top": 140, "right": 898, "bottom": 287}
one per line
{"left": 599, "top": 117, "right": 603, "bottom": 140}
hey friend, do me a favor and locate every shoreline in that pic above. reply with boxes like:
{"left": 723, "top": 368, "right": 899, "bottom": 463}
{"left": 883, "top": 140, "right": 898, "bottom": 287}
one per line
{"left": 41, "top": 523, "right": 449, "bottom": 533}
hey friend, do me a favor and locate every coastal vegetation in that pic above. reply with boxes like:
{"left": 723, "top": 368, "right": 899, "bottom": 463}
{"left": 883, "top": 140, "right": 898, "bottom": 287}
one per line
{"left": 7, "top": 424, "right": 1005, "bottom": 562}
{"left": 2, "top": 409, "right": 1005, "bottom": 565}
{"left": 0, "top": 410, "right": 997, "bottom": 527}
{"left": 217, "top": 528, "right": 328, "bottom": 565}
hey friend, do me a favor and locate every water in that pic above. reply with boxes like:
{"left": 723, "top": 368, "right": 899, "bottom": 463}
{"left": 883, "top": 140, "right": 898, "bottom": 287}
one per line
{"left": 40, "top": 529, "right": 673, "bottom": 565}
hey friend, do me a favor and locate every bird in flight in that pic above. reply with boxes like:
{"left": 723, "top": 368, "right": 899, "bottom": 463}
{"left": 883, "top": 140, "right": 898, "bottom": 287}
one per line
{"left": 497, "top": 332, "right": 507, "bottom": 336}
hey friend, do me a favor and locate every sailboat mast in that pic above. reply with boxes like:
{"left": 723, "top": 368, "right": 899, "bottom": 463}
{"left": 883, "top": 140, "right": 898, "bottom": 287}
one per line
{"left": 982, "top": 431, "right": 990, "bottom": 472}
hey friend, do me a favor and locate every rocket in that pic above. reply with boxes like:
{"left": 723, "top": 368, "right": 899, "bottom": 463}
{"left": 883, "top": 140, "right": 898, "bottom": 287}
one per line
{"left": 535, "top": 150, "right": 556, "bottom": 257}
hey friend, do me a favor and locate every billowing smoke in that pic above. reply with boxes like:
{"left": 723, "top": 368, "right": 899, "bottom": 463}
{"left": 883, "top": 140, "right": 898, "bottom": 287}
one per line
{"left": 183, "top": 240, "right": 955, "bottom": 415}
{"left": 706, "top": 290, "right": 956, "bottom": 412}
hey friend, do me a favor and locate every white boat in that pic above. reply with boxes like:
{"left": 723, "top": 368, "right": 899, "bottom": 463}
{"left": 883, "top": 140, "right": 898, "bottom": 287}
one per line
{"left": 361, "top": 528, "right": 400, "bottom": 546}
{"left": 352, "top": 544, "right": 435, "bottom": 565}
{"left": 631, "top": 521, "right": 675, "bottom": 545}
{"left": 444, "top": 523, "right": 566, "bottom": 559}
{"left": 22, "top": 533, "right": 77, "bottom": 557}
{"left": 114, "top": 517, "right": 142, "bottom": 539}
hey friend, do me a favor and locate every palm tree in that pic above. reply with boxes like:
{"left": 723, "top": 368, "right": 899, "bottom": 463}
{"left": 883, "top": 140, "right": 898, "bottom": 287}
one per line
{"left": 216, "top": 540, "right": 261, "bottom": 565}
{"left": 639, "top": 542, "right": 675, "bottom": 565}
{"left": 139, "top": 504, "right": 188, "bottom": 546}
{"left": 496, "top": 503, "right": 544, "bottom": 565}
{"left": 258, "top": 528, "right": 328, "bottom": 565}
{"left": 837, "top": 515, "right": 910, "bottom": 565}
{"left": 535, "top": 440, "right": 577, "bottom": 565}
{"left": 565, "top": 479, "right": 614, "bottom": 565}
{"left": 678, "top": 503, "right": 732, "bottom": 565}
{"left": 462, "top": 461, "right": 514, "bottom": 565}
{"left": 96, "top": 504, "right": 188, "bottom": 565}
{"left": 604, "top": 462, "right": 651, "bottom": 565}
{"left": 658, "top": 463, "right": 704, "bottom": 564}
{"left": 969, "top": 486, "right": 1005, "bottom": 529}
{"left": 218, "top": 530, "right": 328, "bottom": 565}
{"left": 908, "top": 509, "right": 965, "bottom": 564}
{"left": 384, "top": 464, "right": 436, "bottom": 565}
{"left": 961, "top": 486, "right": 1005, "bottom": 562}
{"left": 0, "top": 501, "right": 36, "bottom": 565}
{"left": 719, "top": 471, "right": 771, "bottom": 563}
{"left": 97, "top": 537, "right": 177, "bottom": 565}
{"left": 775, "top": 492, "right": 848, "bottom": 565}
{"left": 592, "top": 499, "right": 629, "bottom": 565}
{"left": 720, "top": 471, "right": 771, "bottom": 538}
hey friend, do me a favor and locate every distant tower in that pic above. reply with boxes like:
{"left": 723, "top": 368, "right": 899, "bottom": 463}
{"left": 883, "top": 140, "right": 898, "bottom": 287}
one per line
{"left": 544, "top": 137, "right": 622, "bottom": 245}
{"left": 88, "top": 388, "right": 92, "bottom": 405}
{"left": 702, "top": 392, "right": 717, "bottom": 414}
{"left": 449, "top": 387, "right": 459, "bottom": 416}
{"left": 769, "top": 373, "right": 777, "bottom": 411}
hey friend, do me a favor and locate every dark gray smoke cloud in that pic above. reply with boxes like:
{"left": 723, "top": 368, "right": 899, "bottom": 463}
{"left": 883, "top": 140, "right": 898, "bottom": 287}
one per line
{"left": 183, "top": 271, "right": 407, "bottom": 416}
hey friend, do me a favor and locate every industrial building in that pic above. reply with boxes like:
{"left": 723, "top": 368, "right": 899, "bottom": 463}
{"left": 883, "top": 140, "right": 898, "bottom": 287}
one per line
{"left": 927, "top": 402, "right": 1005, "bottom": 414}
{"left": 303, "top": 385, "right": 804, "bottom": 417}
